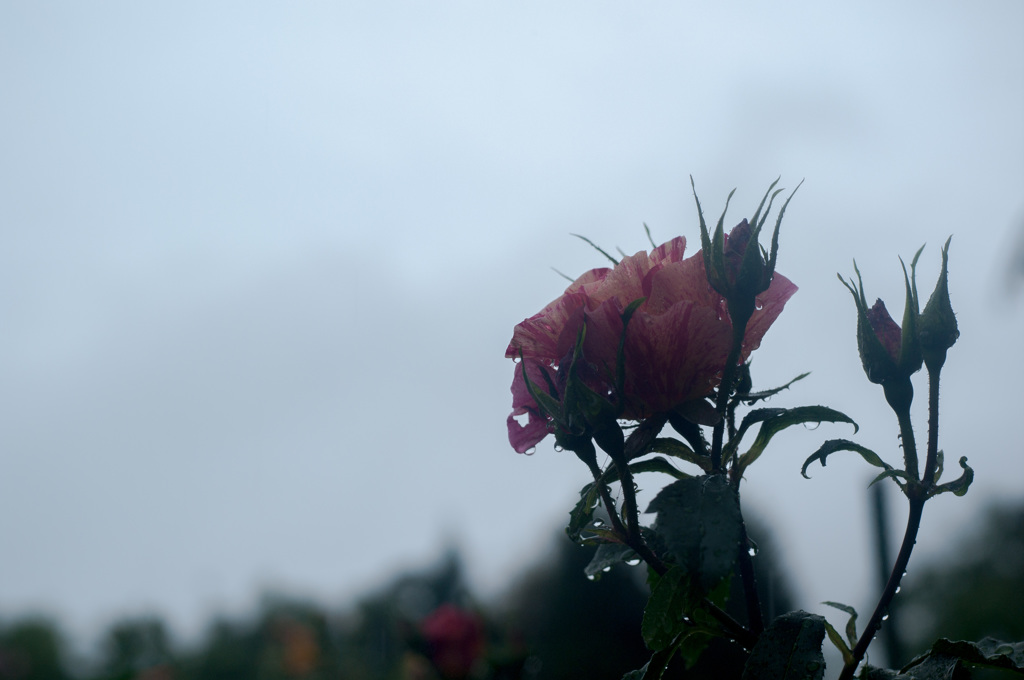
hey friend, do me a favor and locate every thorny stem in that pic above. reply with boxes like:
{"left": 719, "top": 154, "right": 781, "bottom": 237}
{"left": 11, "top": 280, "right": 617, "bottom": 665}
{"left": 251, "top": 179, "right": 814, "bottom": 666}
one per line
{"left": 736, "top": 512, "right": 765, "bottom": 636}
{"left": 894, "top": 407, "right": 920, "bottom": 483}
{"left": 710, "top": 325, "right": 747, "bottom": 472}
{"left": 840, "top": 368, "right": 942, "bottom": 680}
{"left": 921, "top": 366, "right": 942, "bottom": 490}
{"left": 839, "top": 497, "right": 924, "bottom": 680}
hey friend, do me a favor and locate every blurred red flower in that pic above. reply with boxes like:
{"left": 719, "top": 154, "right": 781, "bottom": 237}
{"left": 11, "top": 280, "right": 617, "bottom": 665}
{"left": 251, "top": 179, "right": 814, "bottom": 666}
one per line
{"left": 420, "top": 604, "right": 485, "bottom": 680}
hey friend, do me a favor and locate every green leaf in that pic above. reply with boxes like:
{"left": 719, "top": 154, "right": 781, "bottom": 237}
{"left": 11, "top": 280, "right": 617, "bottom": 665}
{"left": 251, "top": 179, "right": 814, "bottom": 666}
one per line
{"left": 566, "top": 482, "right": 601, "bottom": 542}
{"left": 730, "top": 408, "right": 787, "bottom": 449}
{"left": 741, "top": 611, "right": 826, "bottom": 680}
{"left": 621, "top": 645, "right": 679, "bottom": 680}
{"left": 802, "top": 439, "right": 892, "bottom": 479}
{"left": 867, "top": 468, "right": 912, "bottom": 493}
{"left": 928, "top": 456, "right": 974, "bottom": 498}
{"left": 822, "top": 601, "right": 859, "bottom": 649}
{"left": 823, "top": 620, "right": 852, "bottom": 666}
{"left": 927, "top": 637, "right": 1024, "bottom": 670}
{"left": 739, "top": 372, "right": 810, "bottom": 405}
{"left": 586, "top": 542, "right": 637, "bottom": 578}
{"left": 642, "top": 567, "right": 691, "bottom": 651}
{"left": 627, "top": 456, "right": 692, "bottom": 480}
{"left": 737, "top": 406, "right": 859, "bottom": 473}
{"left": 648, "top": 438, "right": 710, "bottom": 472}
{"left": 647, "top": 475, "right": 742, "bottom": 594}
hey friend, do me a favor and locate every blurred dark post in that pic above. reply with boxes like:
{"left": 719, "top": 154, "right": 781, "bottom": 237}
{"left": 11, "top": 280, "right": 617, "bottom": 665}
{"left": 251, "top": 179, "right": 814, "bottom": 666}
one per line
{"left": 871, "top": 482, "right": 904, "bottom": 666}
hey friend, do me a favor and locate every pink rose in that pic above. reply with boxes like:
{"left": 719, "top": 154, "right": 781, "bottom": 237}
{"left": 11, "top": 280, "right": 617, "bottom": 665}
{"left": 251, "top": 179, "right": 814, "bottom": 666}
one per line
{"left": 506, "top": 227, "right": 797, "bottom": 453}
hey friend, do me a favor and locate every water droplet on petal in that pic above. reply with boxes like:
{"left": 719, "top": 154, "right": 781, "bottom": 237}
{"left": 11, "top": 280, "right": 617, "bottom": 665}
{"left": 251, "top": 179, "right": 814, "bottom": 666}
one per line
{"left": 592, "top": 518, "right": 605, "bottom": 527}
{"left": 525, "top": 447, "right": 536, "bottom": 455}
{"left": 512, "top": 356, "right": 522, "bottom": 364}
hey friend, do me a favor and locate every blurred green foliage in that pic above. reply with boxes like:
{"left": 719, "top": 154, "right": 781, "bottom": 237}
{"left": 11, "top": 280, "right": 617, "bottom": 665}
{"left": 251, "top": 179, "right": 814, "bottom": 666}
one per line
{"left": 0, "top": 512, "right": 787, "bottom": 680}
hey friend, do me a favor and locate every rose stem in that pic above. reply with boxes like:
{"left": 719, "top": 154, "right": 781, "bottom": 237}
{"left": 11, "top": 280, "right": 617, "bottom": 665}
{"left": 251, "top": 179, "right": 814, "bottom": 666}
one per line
{"left": 839, "top": 367, "right": 941, "bottom": 680}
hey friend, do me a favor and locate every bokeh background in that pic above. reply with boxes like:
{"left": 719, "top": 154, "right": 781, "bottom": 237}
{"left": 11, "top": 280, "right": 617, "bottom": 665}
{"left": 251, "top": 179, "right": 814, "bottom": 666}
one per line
{"left": 2, "top": 1, "right": 1023, "bottom": 676}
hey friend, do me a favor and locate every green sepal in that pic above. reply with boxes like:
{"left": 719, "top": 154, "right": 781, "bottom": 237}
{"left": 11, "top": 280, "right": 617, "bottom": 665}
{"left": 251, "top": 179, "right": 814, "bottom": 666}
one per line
{"left": 616, "top": 297, "right": 647, "bottom": 412}
{"left": 739, "top": 372, "right": 810, "bottom": 405}
{"left": 764, "top": 180, "right": 802, "bottom": 280}
{"left": 895, "top": 246, "right": 925, "bottom": 376}
{"left": 563, "top": 321, "right": 617, "bottom": 433}
{"left": 749, "top": 178, "right": 782, "bottom": 235}
{"left": 918, "top": 236, "right": 959, "bottom": 372}
{"left": 648, "top": 438, "right": 710, "bottom": 473}
{"left": 927, "top": 456, "right": 973, "bottom": 498}
{"left": 571, "top": 233, "right": 619, "bottom": 266}
{"left": 647, "top": 475, "right": 742, "bottom": 594}
{"left": 741, "top": 611, "right": 826, "bottom": 680}
{"left": 839, "top": 265, "right": 900, "bottom": 385}
{"left": 736, "top": 406, "right": 859, "bottom": 474}
{"left": 802, "top": 439, "right": 892, "bottom": 479}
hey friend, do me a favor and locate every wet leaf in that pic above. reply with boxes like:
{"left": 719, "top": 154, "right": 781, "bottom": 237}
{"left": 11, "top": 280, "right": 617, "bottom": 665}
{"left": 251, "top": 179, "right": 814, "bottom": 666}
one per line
{"left": 566, "top": 482, "right": 601, "bottom": 542}
{"left": 802, "top": 439, "right": 892, "bottom": 479}
{"left": 585, "top": 542, "right": 637, "bottom": 578}
{"left": 738, "top": 406, "right": 858, "bottom": 473}
{"left": 647, "top": 475, "right": 742, "bottom": 594}
{"left": 649, "top": 438, "right": 710, "bottom": 472}
{"left": 741, "top": 611, "right": 826, "bottom": 680}
{"left": 642, "top": 567, "right": 691, "bottom": 651}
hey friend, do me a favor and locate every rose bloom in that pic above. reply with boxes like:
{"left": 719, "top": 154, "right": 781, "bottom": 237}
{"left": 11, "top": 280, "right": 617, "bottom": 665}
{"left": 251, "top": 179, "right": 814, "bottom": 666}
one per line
{"left": 506, "top": 228, "right": 797, "bottom": 453}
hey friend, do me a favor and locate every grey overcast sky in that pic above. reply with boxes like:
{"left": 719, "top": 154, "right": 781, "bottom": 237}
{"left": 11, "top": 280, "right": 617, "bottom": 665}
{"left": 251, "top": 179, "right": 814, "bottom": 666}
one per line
{"left": 2, "top": 0, "right": 1023, "bottom": 646}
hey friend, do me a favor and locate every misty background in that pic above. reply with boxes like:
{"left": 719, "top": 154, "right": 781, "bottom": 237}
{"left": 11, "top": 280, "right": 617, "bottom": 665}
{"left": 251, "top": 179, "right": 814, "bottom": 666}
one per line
{"left": 2, "top": 0, "right": 1022, "bottom": 654}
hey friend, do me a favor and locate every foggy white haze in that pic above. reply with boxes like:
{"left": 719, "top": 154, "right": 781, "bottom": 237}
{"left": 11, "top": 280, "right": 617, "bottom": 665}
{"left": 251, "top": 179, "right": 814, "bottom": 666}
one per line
{"left": 1, "top": 0, "right": 1022, "bottom": 648}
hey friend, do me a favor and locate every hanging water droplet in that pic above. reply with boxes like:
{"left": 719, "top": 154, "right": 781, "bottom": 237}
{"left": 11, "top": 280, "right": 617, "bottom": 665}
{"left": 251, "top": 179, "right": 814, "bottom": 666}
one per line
{"left": 554, "top": 445, "right": 564, "bottom": 452}
{"left": 803, "top": 422, "right": 821, "bottom": 431}
{"left": 748, "top": 547, "right": 758, "bottom": 557}
{"left": 512, "top": 356, "right": 522, "bottom": 364}
{"left": 586, "top": 574, "right": 596, "bottom": 581}
{"left": 882, "top": 613, "right": 890, "bottom": 621}
{"left": 602, "top": 566, "right": 612, "bottom": 573}
{"left": 625, "top": 558, "right": 642, "bottom": 566}
{"left": 894, "top": 586, "right": 902, "bottom": 594}
{"left": 525, "top": 447, "right": 536, "bottom": 455}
